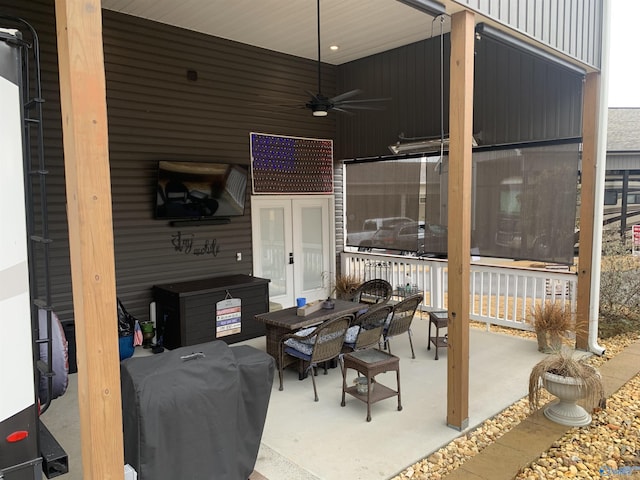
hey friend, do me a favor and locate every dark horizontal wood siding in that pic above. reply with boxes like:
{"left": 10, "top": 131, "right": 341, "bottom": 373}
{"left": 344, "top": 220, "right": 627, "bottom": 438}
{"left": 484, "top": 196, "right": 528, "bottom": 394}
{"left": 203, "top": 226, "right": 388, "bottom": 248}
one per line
{"left": 104, "top": 10, "right": 336, "bottom": 323}
{"left": 0, "top": 0, "right": 336, "bottom": 323}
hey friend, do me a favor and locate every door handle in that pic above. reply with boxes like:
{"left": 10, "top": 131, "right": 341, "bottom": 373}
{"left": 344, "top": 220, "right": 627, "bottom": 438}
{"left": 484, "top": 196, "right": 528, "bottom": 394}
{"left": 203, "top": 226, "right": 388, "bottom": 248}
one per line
{"left": 289, "top": 252, "right": 294, "bottom": 264}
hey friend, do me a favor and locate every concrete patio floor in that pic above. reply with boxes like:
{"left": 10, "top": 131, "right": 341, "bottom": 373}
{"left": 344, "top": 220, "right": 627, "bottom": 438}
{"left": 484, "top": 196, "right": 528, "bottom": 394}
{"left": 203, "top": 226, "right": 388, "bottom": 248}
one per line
{"left": 41, "top": 314, "right": 551, "bottom": 479}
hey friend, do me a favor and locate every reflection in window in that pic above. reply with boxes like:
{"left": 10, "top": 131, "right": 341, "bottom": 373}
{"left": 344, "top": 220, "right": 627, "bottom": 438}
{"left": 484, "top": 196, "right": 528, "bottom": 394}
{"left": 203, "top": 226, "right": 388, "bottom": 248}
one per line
{"left": 260, "top": 208, "right": 286, "bottom": 296}
{"left": 301, "top": 207, "right": 323, "bottom": 291}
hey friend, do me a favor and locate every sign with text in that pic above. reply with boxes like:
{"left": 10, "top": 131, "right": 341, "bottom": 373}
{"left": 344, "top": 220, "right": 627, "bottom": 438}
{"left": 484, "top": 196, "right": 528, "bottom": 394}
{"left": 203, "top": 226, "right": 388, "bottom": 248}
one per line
{"left": 633, "top": 225, "right": 640, "bottom": 256}
{"left": 216, "top": 298, "right": 241, "bottom": 337}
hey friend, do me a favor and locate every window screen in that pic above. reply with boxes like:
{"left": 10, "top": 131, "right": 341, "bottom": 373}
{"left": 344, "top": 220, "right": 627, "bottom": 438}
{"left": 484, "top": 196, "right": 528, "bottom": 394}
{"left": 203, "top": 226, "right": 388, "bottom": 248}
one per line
{"left": 472, "top": 141, "right": 580, "bottom": 264}
{"left": 345, "top": 158, "right": 422, "bottom": 252}
{"left": 344, "top": 140, "right": 580, "bottom": 264}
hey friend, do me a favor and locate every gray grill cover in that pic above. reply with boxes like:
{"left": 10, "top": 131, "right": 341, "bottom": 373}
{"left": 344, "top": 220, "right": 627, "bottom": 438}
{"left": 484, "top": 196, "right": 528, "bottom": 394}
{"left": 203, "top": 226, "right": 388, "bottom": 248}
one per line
{"left": 120, "top": 341, "right": 275, "bottom": 480}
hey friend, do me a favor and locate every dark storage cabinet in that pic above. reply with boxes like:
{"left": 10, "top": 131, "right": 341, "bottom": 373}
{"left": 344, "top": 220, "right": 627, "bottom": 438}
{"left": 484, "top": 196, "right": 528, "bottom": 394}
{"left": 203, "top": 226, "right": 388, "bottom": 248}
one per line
{"left": 153, "top": 275, "right": 269, "bottom": 349}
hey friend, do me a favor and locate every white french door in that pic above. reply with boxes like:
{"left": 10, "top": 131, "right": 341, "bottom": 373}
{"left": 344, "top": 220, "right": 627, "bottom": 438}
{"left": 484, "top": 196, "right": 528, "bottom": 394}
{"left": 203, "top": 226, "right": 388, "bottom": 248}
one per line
{"left": 251, "top": 195, "right": 335, "bottom": 308}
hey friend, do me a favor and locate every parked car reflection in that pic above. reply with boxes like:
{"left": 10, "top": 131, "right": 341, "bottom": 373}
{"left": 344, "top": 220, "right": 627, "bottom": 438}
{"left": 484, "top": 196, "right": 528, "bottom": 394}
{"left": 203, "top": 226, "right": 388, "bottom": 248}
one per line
{"left": 360, "top": 221, "right": 448, "bottom": 258}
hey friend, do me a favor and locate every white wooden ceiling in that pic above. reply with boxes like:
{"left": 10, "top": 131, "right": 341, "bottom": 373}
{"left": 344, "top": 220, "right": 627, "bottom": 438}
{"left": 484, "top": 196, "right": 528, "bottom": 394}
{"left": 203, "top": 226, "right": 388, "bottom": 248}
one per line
{"left": 100, "top": 0, "right": 454, "bottom": 65}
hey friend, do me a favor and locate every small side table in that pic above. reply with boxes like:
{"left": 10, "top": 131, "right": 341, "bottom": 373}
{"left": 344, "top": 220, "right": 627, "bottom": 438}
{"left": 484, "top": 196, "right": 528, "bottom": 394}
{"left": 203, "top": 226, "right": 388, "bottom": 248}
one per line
{"left": 341, "top": 349, "right": 402, "bottom": 422}
{"left": 427, "top": 309, "right": 448, "bottom": 360}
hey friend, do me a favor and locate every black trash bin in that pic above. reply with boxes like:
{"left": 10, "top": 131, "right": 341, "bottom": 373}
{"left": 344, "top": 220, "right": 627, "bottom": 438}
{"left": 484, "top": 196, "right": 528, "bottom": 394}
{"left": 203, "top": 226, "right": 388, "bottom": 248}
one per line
{"left": 120, "top": 341, "right": 275, "bottom": 480}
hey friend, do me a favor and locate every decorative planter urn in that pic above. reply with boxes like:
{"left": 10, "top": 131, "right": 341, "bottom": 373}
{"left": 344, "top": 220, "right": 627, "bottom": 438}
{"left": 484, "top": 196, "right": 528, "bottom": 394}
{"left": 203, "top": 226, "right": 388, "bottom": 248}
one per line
{"left": 542, "top": 372, "right": 592, "bottom": 426}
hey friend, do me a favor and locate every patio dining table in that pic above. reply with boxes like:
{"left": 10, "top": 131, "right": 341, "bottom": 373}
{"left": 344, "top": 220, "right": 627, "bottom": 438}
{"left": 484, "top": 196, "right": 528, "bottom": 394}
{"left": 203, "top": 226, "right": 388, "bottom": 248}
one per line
{"left": 254, "top": 299, "right": 366, "bottom": 362}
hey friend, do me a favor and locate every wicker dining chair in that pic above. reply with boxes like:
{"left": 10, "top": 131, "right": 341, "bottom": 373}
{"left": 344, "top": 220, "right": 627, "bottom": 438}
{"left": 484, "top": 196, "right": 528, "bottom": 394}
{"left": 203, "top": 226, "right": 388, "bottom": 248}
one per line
{"left": 278, "top": 314, "right": 352, "bottom": 401}
{"left": 342, "top": 305, "right": 393, "bottom": 354}
{"left": 382, "top": 293, "right": 423, "bottom": 359}
{"left": 350, "top": 279, "right": 392, "bottom": 306}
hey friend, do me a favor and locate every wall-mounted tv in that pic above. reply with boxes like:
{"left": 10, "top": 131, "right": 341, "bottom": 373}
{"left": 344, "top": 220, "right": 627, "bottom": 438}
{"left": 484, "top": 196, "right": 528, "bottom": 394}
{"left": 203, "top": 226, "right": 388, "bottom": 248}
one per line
{"left": 155, "top": 161, "right": 248, "bottom": 221}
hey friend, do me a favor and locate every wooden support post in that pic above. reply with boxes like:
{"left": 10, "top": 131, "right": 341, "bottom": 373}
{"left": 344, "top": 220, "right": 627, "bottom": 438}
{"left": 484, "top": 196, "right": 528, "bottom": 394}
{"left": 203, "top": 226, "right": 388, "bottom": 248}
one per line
{"left": 446, "top": 10, "right": 474, "bottom": 430}
{"left": 576, "top": 72, "right": 600, "bottom": 351}
{"left": 54, "top": 1, "right": 124, "bottom": 478}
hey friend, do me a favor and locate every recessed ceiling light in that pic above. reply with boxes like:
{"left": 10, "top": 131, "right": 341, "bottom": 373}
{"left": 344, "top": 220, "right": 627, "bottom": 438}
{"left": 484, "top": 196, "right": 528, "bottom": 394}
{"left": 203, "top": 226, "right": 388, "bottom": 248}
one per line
{"left": 329, "top": 45, "right": 339, "bottom": 51}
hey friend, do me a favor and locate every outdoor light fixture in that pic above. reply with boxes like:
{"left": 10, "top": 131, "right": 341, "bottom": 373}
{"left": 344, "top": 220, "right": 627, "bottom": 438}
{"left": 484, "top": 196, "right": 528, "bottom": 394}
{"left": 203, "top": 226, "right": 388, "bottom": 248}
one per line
{"left": 475, "top": 23, "right": 586, "bottom": 77}
{"left": 389, "top": 138, "right": 446, "bottom": 154}
{"left": 396, "top": 0, "right": 446, "bottom": 17}
{"left": 312, "top": 106, "right": 328, "bottom": 117}
{"left": 388, "top": 136, "right": 478, "bottom": 154}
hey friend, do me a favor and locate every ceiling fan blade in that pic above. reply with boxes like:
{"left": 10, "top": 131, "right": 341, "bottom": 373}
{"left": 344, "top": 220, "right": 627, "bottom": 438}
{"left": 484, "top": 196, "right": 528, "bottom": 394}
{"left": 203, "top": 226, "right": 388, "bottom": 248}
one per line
{"left": 331, "top": 107, "right": 355, "bottom": 115}
{"left": 336, "top": 97, "right": 392, "bottom": 105}
{"left": 329, "top": 89, "right": 362, "bottom": 103}
{"left": 335, "top": 103, "right": 387, "bottom": 111}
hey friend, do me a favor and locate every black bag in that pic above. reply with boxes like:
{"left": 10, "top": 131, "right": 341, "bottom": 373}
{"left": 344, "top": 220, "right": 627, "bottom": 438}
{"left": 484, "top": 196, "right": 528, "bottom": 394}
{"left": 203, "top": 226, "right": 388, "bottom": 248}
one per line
{"left": 117, "top": 298, "right": 136, "bottom": 338}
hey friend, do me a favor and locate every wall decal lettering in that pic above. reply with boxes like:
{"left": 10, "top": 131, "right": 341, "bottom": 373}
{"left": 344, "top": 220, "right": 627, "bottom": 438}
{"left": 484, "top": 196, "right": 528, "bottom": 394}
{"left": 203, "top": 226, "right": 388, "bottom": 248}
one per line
{"left": 171, "top": 231, "right": 220, "bottom": 257}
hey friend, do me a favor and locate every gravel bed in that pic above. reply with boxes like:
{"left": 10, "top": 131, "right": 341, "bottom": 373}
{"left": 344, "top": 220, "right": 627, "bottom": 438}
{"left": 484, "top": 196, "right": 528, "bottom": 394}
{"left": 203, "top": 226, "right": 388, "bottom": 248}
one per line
{"left": 391, "top": 326, "right": 640, "bottom": 480}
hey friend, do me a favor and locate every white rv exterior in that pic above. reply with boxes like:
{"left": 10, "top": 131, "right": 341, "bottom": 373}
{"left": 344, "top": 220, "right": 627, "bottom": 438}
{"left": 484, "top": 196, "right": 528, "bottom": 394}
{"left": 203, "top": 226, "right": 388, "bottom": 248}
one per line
{"left": 0, "top": 27, "right": 41, "bottom": 480}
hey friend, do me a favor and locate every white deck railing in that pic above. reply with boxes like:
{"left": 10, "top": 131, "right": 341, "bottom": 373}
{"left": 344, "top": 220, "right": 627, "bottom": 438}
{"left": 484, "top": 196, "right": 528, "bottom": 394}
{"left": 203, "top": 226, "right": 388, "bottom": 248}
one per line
{"left": 341, "top": 251, "right": 577, "bottom": 332}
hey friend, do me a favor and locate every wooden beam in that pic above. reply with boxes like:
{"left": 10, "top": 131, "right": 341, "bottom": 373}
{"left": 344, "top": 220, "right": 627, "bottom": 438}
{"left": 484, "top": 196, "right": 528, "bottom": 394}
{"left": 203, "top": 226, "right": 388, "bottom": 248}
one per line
{"left": 576, "top": 72, "right": 600, "bottom": 351}
{"left": 54, "top": 1, "right": 124, "bottom": 478}
{"left": 446, "top": 9, "right": 474, "bottom": 430}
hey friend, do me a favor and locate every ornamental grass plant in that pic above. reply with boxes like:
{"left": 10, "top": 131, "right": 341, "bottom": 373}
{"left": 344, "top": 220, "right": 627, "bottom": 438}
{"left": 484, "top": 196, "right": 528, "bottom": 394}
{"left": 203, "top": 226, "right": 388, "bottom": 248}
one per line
{"left": 528, "top": 346, "right": 605, "bottom": 413}
{"left": 331, "top": 273, "right": 362, "bottom": 300}
{"left": 530, "top": 300, "right": 573, "bottom": 352}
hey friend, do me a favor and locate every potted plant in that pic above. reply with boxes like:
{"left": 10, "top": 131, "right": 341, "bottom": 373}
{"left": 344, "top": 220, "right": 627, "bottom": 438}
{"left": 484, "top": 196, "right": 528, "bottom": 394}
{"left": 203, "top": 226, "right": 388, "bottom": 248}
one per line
{"left": 529, "top": 300, "right": 573, "bottom": 352}
{"left": 528, "top": 346, "right": 605, "bottom": 427}
{"left": 323, "top": 272, "right": 361, "bottom": 301}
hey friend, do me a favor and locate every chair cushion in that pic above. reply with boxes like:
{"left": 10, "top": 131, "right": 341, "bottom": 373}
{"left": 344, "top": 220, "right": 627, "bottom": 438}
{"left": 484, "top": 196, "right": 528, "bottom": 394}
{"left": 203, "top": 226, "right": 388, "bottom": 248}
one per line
{"left": 284, "top": 329, "right": 344, "bottom": 357}
{"left": 284, "top": 338, "right": 314, "bottom": 356}
{"left": 345, "top": 325, "right": 360, "bottom": 344}
{"left": 284, "top": 344, "right": 313, "bottom": 360}
{"left": 384, "top": 311, "right": 393, "bottom": 328}
{"left": 293, "top": 326, "right": 318, "bottom": 344}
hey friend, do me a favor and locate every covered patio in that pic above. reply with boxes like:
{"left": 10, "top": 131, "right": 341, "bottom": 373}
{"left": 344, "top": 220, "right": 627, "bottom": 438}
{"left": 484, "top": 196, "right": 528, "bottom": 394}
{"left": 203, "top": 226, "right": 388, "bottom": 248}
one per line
{"left": 0, "top": 0, "right": 608, "bottom": 478}
{"left": 42, "top": 316, "right": 547, "bottom": 479}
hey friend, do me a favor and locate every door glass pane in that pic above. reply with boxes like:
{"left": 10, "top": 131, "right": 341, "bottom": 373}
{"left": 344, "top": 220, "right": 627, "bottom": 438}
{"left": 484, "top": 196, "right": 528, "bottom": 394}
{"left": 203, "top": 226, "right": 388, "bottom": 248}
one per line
{"left": 301, "top": 207, "right": 323, "bottom": 290}
{"left": 260, "top": 207, "right": 286, "bottom": 296}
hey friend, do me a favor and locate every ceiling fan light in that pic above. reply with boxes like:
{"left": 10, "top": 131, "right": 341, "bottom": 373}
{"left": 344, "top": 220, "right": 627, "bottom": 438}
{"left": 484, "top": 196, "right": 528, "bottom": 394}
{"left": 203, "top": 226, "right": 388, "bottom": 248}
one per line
{"left": 313, "top": 105, "right": 328, "bottom": 117}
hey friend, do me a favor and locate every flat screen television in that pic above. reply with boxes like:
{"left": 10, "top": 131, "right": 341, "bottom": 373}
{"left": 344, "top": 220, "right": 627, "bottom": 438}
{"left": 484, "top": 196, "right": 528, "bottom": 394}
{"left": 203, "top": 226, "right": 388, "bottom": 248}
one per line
{"left": 155, "top": 161, "right": 248, "bottom": 221}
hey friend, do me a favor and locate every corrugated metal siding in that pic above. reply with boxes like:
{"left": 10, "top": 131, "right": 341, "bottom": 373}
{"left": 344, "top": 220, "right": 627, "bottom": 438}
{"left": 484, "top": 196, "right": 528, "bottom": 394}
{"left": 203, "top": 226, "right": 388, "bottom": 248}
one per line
{"left": 0, "top": 0, "right": 336, "bottom": 323}
{"left": 455, "top": 0, "right": 603, "bottom": 69}
{"left": 335, "top": 33, "right": 583, "bottom": 159}
{"left": 336, "top": 36, "right": 448, "bottom": 160}
{"left": 474, "top": 35, "right": 583, "bottom": 145}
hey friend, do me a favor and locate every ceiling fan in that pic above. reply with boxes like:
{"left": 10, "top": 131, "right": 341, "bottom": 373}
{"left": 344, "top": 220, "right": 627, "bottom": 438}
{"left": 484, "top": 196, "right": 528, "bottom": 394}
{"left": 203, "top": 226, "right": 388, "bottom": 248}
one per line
{"left": 305, "top": 0, "right": 390, "bottom": 117}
